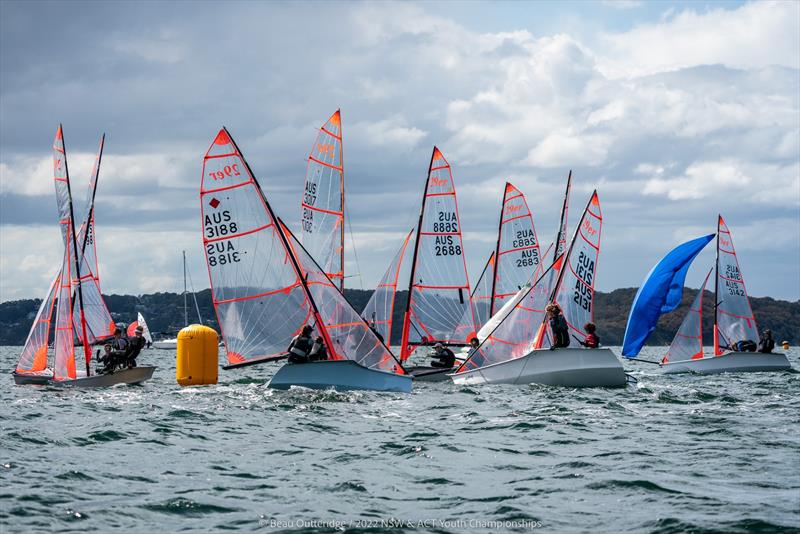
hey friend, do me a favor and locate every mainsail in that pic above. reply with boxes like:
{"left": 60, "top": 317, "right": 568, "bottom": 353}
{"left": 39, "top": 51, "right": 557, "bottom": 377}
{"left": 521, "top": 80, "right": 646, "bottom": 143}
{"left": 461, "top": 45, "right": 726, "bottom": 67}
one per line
{"left": 490, "top": 182, "right": 541, "bottom": 316}
{"left": 301, "top": 110, "right": 344, "bottom": 290}
{"left": 52, "top": 125, "right": 91, "bottom": 378}
{"left": 361, "top": 229, "right": 414, "bottom": 346}
{"left": 202, "top": 128, "right": 312, "bottom": 365}
{"left": 16, "top": 271, "right": 60, "bottom": 374}
{"left": 664, "top": 269, "right": 712, "bottom": 364}
{"left": 72, "top": 135, "right": 116, "bottom": 343}
{"left": 399, "top": 147, "right": 474, "bottom": 361}
{"left": 535, "top": 191, "right": 602, "bottom": 349}
{"left": 467, "top": 252, "right": 495, "bottom": 330}
{"left": 456, "top": 256, "right": 561, "bottom": 373}
{"left": 714, "top": 215, "right": 759, "bottom": 354}
{"left": 202, "top": 128, "right": 404, "bottom": 376}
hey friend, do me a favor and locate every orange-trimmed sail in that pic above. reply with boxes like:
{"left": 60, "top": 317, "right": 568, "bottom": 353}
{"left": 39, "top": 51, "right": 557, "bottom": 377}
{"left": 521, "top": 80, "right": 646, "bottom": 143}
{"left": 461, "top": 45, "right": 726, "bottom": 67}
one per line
{"left": 490, "top": 182, "right": 542, "bottom": 317}
{"left": 301, "top": 110, "right": 345, "bottom": 290}
{"left": 201, "top": 128, "right": 313, "bottom": 365}
{"left": 714, "top": 215, "right": 759, "bottom": 355}
{"left": 16, "top": 270, "right": 60, "bottom": 374}
{"left": 362, "top": 229, "right": 414, "bottom": 347}
{"left": 664, "top": 268, "right": 712, "bottom": 364}
{"left": 399, "top": 147, "right": 474, "bottom": 361}
{"left": 535, "top": 191, "right": 602, "bottom": 349}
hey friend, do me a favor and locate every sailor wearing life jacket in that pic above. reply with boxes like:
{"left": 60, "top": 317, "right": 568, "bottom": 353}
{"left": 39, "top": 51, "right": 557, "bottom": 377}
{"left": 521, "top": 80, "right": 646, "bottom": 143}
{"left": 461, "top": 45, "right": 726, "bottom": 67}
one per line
{"left": 287, "top": 325, "right": 314, "bottom": 363}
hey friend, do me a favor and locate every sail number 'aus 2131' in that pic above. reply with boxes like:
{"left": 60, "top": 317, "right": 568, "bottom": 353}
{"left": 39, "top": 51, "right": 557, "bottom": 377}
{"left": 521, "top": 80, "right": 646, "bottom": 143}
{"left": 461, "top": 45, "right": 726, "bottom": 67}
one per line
{"left": 573, "top": 251, "right": 595, "bottom": 312}
{"left": 208, "top": 164, "right": 241, "bottom": 181}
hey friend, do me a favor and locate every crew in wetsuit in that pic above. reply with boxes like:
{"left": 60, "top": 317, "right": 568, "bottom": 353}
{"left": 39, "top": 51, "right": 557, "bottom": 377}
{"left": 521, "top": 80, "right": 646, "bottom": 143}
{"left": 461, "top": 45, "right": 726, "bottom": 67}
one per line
{"left": 111, "top": 328, "right": 128, "bottom": 352}
{"left": 124, "top": 326, "right": 147, "bottom": 367}
{"left": 308, "top": 336, "right": 328, "bottom": 361}
{"left": 97, "top": 343, "right": 118, "bottom": 374}
{"left": 430, "top": 343, "right": 456, "bottom": 368}
{"left": 546, "top": 303, "right": 570, "bottom": 349}
{"left": 287, "top": 325, "right": 314, "bottom": 363}
{"left": 579, "top": 323, "right": 599, "bottom": 348}
{"left": 758, "top": 329, "right": 775, "bottom": 354}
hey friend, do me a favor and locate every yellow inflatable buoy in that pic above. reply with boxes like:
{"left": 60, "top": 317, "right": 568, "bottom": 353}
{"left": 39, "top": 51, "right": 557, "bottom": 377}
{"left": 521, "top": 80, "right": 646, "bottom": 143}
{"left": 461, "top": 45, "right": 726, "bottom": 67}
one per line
{"left": 782, "top": 341, "right": 790, "bottom": 350}
{"left": 176, "top": 324, "right": 219, "bottom": 386}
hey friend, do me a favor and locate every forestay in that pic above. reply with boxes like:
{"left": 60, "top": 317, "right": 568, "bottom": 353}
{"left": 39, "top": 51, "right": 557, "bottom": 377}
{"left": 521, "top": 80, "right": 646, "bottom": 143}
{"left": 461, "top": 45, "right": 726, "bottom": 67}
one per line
{"left": 361, "top": 229, "right": 414, "bottom": 346}
{"left": 715, "top": 216, "right": 759, "bottom": 353}
{"left": 287, "top": 230, "right": 405, "bottom": 374}
{"left": 16, "top": 272, "right": 60, "bottom": 374}
{"left": 456, "top": 256, "right": 560, "bottom": 372}
{"left": 301, "top": 110, "right": 344, "bottom": 290}
{"left": 664, "top": 269, "right": 711, "bottom": 363}
{"left": 400, "top": 147, "right": 474, "bottom": 360}
{"left": 539, "top": 191, "right": 603, "bottom": 348}
{"left": 201, "top": 128, "right": 311, "bottom": 365}
{"left": 492, "top": 183, "right": 541, "bottom": 315}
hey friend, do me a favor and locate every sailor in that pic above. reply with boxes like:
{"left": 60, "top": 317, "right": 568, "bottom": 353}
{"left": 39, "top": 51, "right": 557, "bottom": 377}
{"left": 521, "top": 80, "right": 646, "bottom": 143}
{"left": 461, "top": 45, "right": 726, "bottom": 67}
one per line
{"left": 308, "top": 336, "right": 328, "bottom": 361}
{"left": 111, "top": 328, "right": 128, "bottom": 352}
{"left": 97, "top": 343, "right": 116, "bottom": 374}
{"left": 546, "top": 303, "right": 570, "bottom": 349}
{"left": 287, "top": 325, "right": 314, "bottom": 363}
{"left": 758, "top": 329, "right": 775, "bottom": 354}
{"left": 124, "top": 325, "right": 147, "bottom": 367}
{"left": 430, "top": 342, "right": 456, "bottom": 368}
{"left": 579, "top": 323, "right": 600, "bottom": 348}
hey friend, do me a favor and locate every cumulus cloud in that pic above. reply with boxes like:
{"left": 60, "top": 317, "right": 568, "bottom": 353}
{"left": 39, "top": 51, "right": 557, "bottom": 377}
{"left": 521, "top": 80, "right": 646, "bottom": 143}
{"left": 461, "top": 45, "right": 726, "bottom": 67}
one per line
{"left": 1, "top": 0, "right": 798, "bottom": 302}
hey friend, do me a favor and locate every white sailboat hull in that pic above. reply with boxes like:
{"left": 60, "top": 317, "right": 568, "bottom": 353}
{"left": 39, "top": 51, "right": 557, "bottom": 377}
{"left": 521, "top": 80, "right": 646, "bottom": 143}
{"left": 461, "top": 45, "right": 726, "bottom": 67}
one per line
{"left": 152, "top": 339, "right": 178, "bottom": 350}
{"left": 12, "top": 366, "right": 156, "bottom": 387}
{"left": 451, "top": 348, "right": 627, "bottom": 388}
{"left": 268, "top": 360, "right": 412, "bottom": 393}
{"left": 661, "top": 352, "right": 792, "bottom": 375}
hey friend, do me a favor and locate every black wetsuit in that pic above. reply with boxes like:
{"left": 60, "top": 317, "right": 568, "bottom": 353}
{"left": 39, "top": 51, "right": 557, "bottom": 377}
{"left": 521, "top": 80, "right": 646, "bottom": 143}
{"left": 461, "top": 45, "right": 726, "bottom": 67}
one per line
{"left": 287, "top": 334, "right": 313, "bottom": 363}
{"left": 125, "top": 336, "right": 146, "bottom": 367}
{"left": 550, "top": 313, "right": 570, "bottom": 348}
{"left": 308, "top": 340, "right": 328, "bottom": 361}
{"left": 430, "top": 347, "right": 456, "bottom": 368}
{"left": 758, "top": 334, "right": 775, "bottom": 354}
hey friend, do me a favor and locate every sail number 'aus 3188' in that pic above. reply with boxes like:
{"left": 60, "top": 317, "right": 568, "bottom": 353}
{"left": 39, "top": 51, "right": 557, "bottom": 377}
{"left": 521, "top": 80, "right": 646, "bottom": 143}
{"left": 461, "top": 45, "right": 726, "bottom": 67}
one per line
{"left": 204, "top": 211, "right": 242, "bottom": 266}
{"left": 573, "top": 251, "right": 595, "bottom": 312}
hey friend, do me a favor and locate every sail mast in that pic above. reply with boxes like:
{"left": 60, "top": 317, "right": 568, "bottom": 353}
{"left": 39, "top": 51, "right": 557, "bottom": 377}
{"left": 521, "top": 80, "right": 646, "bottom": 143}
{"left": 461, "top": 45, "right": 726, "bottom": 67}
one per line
{"left": 339, "top": 109, "right": 345, "bottom": 292}
{"left": 552, "top": 170, "right": 572, "bottom": 262}
{"left": 399, "top": 147, "right": 436, "bottom": 361}
{"left": 61, "top": 126, "right": 92, "bottom": 376}
{"left": 713, "top": 215, "right": 721, "bottom": 355}
{"left": 488, "top": 183, "right": 508, "bottom": 318}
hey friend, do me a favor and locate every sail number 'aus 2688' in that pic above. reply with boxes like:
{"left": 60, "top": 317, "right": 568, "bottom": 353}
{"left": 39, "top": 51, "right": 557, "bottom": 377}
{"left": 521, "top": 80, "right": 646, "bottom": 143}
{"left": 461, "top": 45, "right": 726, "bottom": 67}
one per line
{"left": 433, "top": 211, "right": 458, "bottom": 233}
{"left": 434, "top": 235, "right": 461, "bottom": 256}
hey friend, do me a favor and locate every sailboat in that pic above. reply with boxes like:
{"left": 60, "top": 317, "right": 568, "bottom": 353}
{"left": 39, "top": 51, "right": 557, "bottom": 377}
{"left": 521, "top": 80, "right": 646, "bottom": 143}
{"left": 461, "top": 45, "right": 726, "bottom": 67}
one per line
{"left": 151, "top": 251, "right": 203, "bottom": 350}
{"left": 13, "top": 126, "right": 154, "bottom": 387}
{"left": 361, "top": 229, "right": 414, "bottom": 346}
{"left": 397, "top": 147, "right": 476, "bottom": 379}
{"left": 127, "top": 312, "right": 154, "bottom": 345}
{"left": 301, "top": 110, "right": 345, "bottom": 290}
{"left": 451, "top": 191, "right": 627, "bottom": 387}
{"left": 659, "top": 217, "right": 792, "bottom": 374}
{"left": 201, "top": 128, "right": 411, "bottom": 392}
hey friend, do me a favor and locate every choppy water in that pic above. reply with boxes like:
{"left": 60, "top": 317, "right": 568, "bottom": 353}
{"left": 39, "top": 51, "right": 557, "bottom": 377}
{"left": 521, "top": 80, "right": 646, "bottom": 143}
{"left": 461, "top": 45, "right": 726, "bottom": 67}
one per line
{"left": 1, "top": 346, "right": 798, "bottom": 533}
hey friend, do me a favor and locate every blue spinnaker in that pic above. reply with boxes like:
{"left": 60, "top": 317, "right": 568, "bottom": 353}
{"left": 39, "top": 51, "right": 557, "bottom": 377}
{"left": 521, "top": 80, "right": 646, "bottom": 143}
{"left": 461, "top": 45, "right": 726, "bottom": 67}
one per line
{"left": 621, "top": 234, "right": 714, "bottom": 357}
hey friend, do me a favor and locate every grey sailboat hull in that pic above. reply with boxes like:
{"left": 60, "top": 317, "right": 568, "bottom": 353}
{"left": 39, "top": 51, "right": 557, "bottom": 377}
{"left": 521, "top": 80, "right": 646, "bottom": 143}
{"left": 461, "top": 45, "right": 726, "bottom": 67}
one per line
{"left": 12, "top": 366, "right": 156, "bottom": 387}
{"left": 661, "top": 352, "right": 792, "bottom": 375}
{"left": 451, "top": 348, "right": 626, "bottom": 388}
{"left": 268, "top": 360, "right": 412, "bottom": 393}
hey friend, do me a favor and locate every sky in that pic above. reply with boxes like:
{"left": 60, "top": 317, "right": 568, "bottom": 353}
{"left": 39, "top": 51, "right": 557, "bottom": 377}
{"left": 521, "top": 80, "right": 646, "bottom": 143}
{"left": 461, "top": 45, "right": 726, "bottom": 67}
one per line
{"left": 1, "top": 0, "right": 798, "bottom": 303}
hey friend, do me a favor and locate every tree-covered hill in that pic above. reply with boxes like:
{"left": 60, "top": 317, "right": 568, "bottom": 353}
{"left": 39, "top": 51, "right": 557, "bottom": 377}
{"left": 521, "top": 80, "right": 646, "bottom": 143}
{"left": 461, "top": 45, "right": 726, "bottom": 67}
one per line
{"left": 1, "top": 288, "right": 797, "bottom": 347}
